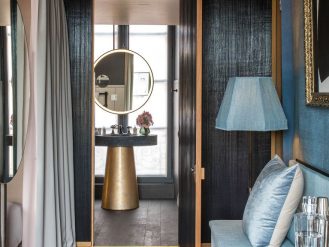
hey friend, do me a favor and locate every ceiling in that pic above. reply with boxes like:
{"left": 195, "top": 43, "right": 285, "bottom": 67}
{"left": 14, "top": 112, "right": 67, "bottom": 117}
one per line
{"left": 0, "top": 0, "right": 10, "bottom": 26}
{"left": 94, "top": 0, "right": 179, "bottom": 25}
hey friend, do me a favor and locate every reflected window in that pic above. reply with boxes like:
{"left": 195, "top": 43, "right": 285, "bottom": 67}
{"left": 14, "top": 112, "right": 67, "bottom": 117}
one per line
{"left": 93, "top": 25, "right": 168, "bottom": 177}
{"left": 128, "top": 26, "right": 168, "bottom": 176}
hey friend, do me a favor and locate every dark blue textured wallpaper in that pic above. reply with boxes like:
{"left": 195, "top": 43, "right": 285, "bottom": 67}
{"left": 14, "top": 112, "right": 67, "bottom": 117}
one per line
{"left": 282, "top": 0, "right": 329, "bottom": 172}
{"left": 202, "top": 0, "right": 272, "bottom": 242}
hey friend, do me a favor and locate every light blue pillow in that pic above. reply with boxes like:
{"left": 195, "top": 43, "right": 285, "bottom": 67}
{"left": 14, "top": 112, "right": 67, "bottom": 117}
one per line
{"left": 242, "top": 155, "right": 304, "bottom": 247}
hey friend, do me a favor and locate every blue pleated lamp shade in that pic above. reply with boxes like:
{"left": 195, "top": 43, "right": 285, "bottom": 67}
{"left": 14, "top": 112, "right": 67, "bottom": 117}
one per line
{"left": 215, "top": 77, "right": 288, "bottom": 131}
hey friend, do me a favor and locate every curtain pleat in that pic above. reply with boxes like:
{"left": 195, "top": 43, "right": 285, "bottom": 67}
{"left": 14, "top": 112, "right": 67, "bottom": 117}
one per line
{"left": 22, "top": 0, "right": 76, "bottom": 246}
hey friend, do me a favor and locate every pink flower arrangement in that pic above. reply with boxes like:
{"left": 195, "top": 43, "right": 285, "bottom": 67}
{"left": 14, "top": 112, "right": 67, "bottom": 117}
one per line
{"left": 136, "top": 111, "right": 154, "bottom": 128}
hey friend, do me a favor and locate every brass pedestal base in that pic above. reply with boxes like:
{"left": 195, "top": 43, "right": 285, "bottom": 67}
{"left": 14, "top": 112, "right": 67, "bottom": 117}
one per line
{"left": 101, "top": 147, "right": 139, "bottom": 210}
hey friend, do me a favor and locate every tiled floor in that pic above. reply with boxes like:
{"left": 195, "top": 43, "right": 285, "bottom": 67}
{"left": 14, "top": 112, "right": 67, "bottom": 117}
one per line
{"left": 94, "top": 199, "right": 178, "bottom": 246}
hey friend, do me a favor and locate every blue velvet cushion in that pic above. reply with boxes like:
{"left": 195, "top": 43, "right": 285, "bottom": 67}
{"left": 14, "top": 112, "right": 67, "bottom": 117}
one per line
{"left": 209, "top": 220, "right": 252, "bottom": 247}
{"left": 242, "top": 155, "right": 303, "bottom": 247}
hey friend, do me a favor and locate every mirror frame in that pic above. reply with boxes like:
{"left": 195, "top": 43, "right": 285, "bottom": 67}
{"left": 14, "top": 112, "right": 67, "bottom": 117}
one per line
{"left": 94, "top": 48, "right": 154, "bottom": 115}
{"left": 0, "top": 2, "right": 30, "bottom": 183}
{"left": 304, "top": 0, "right": 329, "bottom": 107}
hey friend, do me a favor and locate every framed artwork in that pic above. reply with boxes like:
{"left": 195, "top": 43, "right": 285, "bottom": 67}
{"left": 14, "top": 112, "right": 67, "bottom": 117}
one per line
{"left": 304, "top": 0, "right": 329, "bottom": 106}
{"left": 133, "top": 72, "right": 150, "bottom": 96}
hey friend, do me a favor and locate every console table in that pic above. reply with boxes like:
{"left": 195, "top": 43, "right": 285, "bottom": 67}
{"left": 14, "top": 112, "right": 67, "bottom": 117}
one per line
{"left": 95, "top": 134, "right": 157, "bottom": 210}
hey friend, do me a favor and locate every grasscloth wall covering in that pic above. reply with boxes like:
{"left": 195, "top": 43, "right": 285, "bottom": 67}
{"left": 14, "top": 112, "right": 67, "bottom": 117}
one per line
{"left": 63, "top": 0, "right": 93, "bottom": 242}
{"left": 282, "top": 0, "right": 329, "bottom": 170}
{"left": 202, "top": 0, "right": 272, "bottom": 242}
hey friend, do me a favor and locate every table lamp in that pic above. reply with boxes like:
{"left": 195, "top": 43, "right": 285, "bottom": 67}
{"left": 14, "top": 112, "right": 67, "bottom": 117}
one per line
{"left": 215, "top": 77, "right": 288, "bottom": 190}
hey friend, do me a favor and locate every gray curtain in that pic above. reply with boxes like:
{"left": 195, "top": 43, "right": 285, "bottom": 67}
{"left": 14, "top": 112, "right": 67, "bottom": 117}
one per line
{"left": 22, "top": 0, "right": 76, "bottom": 245}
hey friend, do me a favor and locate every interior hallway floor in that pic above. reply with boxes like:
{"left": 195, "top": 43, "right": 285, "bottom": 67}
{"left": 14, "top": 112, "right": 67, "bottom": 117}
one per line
{"left": 94, "top": 199, "right": 178, "bottom": 246}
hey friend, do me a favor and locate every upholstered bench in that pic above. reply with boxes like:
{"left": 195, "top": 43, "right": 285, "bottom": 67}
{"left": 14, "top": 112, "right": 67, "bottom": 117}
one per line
{"left": 210, "top": 161, "right": 329, "bottom": 247}
{"left": 209, "top": 220, "right": 293, "bottom": 247}
{"left": 7, "top": 202, "right": 22, "bottom": 247}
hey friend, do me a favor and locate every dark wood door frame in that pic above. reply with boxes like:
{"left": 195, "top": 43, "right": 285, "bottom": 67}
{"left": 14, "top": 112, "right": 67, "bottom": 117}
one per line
{"left": 64, "top": 0, "right": 202, "bottom": 245}
{"left": 179, "top": 0, "right": 203, "bottom": 246}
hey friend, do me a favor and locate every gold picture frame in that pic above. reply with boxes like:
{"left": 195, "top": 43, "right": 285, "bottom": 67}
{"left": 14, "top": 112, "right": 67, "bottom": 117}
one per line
{"left": 304, "top": 0, "right": 329, "bottom": 107}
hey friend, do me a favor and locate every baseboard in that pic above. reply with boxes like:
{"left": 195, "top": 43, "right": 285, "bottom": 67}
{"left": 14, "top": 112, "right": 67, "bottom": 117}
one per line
{"left": 202, "top": 243, "right": 211, "bottom": 247}
{"left": 76, "top": 242, "right": 92, "bottom": 247}
{"left": 138, "top": 183, "right": 175, "bottom": 199}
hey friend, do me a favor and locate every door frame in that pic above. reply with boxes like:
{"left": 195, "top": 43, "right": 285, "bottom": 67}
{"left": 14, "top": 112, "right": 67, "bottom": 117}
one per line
{"left": 271, "top": 0, "right": 283, "bottom": 158}
{"left": 82, "top": 0, "right": 281, "bottom": 247}
{"left": 195, "top": 0, "right": 203, "bottom": 246}
{"left": 86, "top": 1, "right": 203, "bottom": 247}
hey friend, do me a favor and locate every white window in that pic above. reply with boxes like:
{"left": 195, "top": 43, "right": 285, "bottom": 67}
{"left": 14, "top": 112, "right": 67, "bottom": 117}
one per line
{"left": 93, "top": 25, "right": 168, "bottom": 177}
{"left": 128, "top": 25, "right": 168, "bottom": 176}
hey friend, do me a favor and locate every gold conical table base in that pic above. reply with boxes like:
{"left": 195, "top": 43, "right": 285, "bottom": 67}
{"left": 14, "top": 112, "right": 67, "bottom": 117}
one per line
{"left": 101, "top": 147, "right": 139, "bottom": 210}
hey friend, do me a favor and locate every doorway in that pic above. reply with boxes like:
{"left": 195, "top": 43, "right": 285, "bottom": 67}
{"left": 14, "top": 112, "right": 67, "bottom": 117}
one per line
{"left": 88, "top": 0, "right": 201, "bottom": 246}
{"left": 93, "top": 23, "right": 179, "bottom": 246}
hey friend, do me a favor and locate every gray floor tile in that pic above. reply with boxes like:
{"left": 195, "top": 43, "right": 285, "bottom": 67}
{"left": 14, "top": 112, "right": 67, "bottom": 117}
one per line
{"left": 94, "top": 199, "right": 178, "bottom": 246}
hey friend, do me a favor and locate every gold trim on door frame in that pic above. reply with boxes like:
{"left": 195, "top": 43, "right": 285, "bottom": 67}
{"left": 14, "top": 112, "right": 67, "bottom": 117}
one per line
{"left": 195, "top": 0, "right": 204, "bottom": 247}
{"left": 271, "top": 0, "right": 283, "bottom": 158}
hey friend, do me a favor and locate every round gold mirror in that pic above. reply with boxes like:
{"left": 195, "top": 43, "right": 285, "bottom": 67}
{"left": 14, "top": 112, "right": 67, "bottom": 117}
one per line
{"left": 94, "top": 49, "right": 154, "bottom": 115}
{"left": 0, "top": 3, "right": 30, "bottom": 183}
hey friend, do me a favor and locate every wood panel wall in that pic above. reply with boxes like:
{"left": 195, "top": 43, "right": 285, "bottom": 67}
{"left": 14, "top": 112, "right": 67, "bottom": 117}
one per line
{"left": 201, "top": 0, "right": 272, "bottom": 242}
{"left": 63, "top": 0, "right": 93, "bottom": 242}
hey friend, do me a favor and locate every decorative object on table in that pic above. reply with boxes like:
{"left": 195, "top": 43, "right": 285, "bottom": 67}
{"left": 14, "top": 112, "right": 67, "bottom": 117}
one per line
{"left": 118, "top": 125, "right": 123, "bottom": 135}
{"left": 317, "top": 197, "right": 329, "bottom": 247}
{"left": 242, "top": 155, "right": 304, "bottom": 247}
{"left": 304, "top": 0, "right": 329, "bottom": 107}
{"left": 102, "top": 126, "right": 106, "bottom": 135}
{"left": 294, "top": 196, "right": 326, "bottom": 246}
{"left": 215, "top": 77, "right": 288, "bottom": 190}
{"left": 110, "top": 125, "right": 116, "bottom": 135}
{"left": 133, "top": 126, "right": 137, "bottom": 135}
{"left": 95, "top": 128, "right": 102, "bottom": 135}
{"left": 127, "top": 126, "right": 132, "bottom": 135}
{"left": 139, "top": 127, "right": 150, "bottom": 136}
{"left": 136, "top": 111, "right": 154, "bottom": 136}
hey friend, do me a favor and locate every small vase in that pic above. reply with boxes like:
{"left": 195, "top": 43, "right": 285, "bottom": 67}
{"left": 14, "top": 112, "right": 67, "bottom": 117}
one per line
{"left": 139, "top": 127, "right": 150, "bottom": 136}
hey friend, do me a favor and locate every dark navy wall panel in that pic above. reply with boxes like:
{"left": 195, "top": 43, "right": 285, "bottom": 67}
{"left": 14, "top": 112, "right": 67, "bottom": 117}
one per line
{"left": 282, "top": 0, "right": 329, "bottom": 171}
{"left": 64, "top": 0, "right": 93, "bottom": 242}
{"left": 202, "top": 0, "right": 272, "bottom": 242}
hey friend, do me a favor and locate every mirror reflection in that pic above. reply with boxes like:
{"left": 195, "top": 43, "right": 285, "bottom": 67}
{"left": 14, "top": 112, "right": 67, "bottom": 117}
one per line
{"left": 0, "top": 3, "right": 30, "bottom": 183}
{"left": 94, "top": 49, "right": 154, "bottom": 114}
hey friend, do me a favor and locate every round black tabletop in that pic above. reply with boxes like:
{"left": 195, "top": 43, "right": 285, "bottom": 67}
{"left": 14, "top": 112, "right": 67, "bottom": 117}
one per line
{"left": 95, "top": 134, "right": 157, "bottom": 147}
